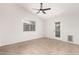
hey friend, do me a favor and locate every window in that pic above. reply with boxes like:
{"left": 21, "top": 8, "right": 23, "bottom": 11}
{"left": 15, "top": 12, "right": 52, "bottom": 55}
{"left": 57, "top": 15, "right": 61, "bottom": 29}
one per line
{"left": 23, "top": 21, "right": 35, "bottom": 31}
{"left": 55, "top": 22, "right": 60, "bottom": 37}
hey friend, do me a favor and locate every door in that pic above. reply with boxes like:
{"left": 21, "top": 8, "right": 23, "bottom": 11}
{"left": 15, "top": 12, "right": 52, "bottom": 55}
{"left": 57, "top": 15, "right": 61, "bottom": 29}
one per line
{"left": 55, "top": 22, "right": 60, "bottom": 38}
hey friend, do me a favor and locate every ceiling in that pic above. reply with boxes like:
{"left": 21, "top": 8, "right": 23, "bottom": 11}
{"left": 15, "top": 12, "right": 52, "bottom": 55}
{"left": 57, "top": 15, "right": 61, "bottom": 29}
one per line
{"left": 19, "top": 3, "right": 79, "bottom": 20}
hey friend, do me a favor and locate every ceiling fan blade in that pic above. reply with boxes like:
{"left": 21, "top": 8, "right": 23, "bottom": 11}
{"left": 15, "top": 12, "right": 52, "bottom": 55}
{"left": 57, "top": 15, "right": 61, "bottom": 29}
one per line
{"left": 40, "top": 3, "right": 43, "bottom": 9}
{"left": 42, "top": 11, "right": 46, "bottom": 14}
{"left": 43, "top": 8, "right": 51, "bottom": 10}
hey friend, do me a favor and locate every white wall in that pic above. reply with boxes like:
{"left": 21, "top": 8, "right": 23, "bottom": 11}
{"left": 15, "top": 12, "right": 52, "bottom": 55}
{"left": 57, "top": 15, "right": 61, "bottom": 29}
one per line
{"left": 46, "top": 13, "right": 79, "bottom": 45}
{"left": 1, "top": 3, "right": 79, "bottom": 46}
{"left": 0, "top": 4, "right": 45, "bottom": 46}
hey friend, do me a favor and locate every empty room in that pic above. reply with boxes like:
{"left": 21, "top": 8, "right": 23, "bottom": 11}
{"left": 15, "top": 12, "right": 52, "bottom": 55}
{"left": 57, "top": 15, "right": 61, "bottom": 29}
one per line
{"left": 0, "top": 3, "right": 79, "bottom": 55}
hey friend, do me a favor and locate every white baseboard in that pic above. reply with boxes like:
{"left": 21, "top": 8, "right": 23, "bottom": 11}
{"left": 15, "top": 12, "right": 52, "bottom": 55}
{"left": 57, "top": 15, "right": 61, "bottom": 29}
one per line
{"left": 48, "top": 37, "right": 79, "bottom": 45}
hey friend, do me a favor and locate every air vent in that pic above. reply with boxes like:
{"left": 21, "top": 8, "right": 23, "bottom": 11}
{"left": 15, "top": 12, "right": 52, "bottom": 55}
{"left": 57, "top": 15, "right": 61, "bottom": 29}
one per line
{"left": 68, "top": 35, "right": 73, "bottom": 42}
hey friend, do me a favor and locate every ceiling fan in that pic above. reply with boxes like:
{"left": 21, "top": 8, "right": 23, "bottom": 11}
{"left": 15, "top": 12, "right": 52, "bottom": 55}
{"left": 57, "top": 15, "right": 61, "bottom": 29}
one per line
{"left": 33, "top": 3, "right": 51, "bottom": 14}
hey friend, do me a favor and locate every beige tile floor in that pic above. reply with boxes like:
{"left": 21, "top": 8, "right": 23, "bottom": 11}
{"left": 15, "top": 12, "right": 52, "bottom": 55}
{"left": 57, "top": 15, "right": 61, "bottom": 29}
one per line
{"left": 0, "top": 38, "right": 79, "bottom": 55}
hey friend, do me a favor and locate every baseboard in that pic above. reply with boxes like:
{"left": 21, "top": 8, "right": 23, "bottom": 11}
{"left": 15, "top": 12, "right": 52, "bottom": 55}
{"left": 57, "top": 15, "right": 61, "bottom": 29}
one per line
{"left": 0, "top": 37, "right": 47, "bottom": 47}
{"left": 47, "top": 37, "right": 79, "bottom": 46}
{"left": 0, "top": 37, "right": 79, "bottom": 47}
